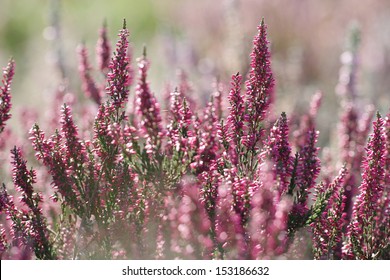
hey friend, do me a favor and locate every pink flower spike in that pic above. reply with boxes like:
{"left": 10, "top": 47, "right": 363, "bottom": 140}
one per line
{"left": 266, "top": 112, "right": 293, "bottom": 196}
{"left": 227, "top": 73, "right": 244, "bottom": 147}
{"left": 355, "top": 113, "right": 385, "bottom": 216}
{"left": 297, "top": 128, "right": 321, "bottom": 203}
{"left": 385, "top": 111, "right": 390, "bottom": 183}
{"left": 192, "top": 95, "right": 219, "bottom": 174}
{"left": 135, "top": 47, "right": 164, "bottom": 154}
{"left": 9, "top": 147, "right": 54, "bottom": 259}
{"left": 178, "top": 70, "right": 197, "bottom": 111}
{"left": 106, "top": 19, "right": 132, "bottom": 108}
{"left": 212, "top": 78, "right": 224, "bottom": 121}
{"left": 0, "top": 59, "right": 15, "bottom": 133}
{"left": 244, "top": 18, "right": 275, "bottom": 144}
{"left": 60, "top": 104, "right": 87, "bottom": 166}
{"left": 96, "top": 20, "right": 111, "bottom": 73}
{"left": 166, "top": 89, "right": 193, "bottom": 158}
{"left": 78, "top": 44, "right": 101, "bottom": 104}
{"left": 344, "top": 113, "right": 386, "bottom": 259}
{"left": 11, "top": 147, "right": 37, "bottom": 209}
{"left": 309, "top": 91, "right": 322, "bottom": 119}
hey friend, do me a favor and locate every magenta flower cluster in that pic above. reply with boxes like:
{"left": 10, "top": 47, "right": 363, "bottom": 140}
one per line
{"left": 0, "top": 19, "right": 388, "bottom": 260}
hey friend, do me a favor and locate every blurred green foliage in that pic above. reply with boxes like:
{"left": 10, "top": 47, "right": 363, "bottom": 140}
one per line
{"left": 0, "top": 0, "right": 157, "bottom": 56}
{"left": 0, "top": 0, "right": 159, "bottom": 112}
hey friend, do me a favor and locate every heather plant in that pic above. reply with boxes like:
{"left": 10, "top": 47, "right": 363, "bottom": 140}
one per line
{"left": 0, "top": 18, "right": 389, "bottom": 260}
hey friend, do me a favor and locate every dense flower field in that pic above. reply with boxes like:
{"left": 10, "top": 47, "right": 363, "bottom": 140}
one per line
{"left": 0, "top": 19, "right": 389, "bottom": 260}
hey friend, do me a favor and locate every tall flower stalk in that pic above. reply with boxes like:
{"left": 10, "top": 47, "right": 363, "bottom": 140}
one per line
{"left": 242, "top": 18, "right": 275, "bottom": 178}
{"left": 0, "top": 59, "right": 15, "bottom": 133}
{"left": 78, "top": 44, "right": 101, "bottom": 104}
{"left": 343, "top": 113, "right": 387, "bottom": 259}
{"left": 135, "top": 48, "right": 164, "bottom": 155}
{"left": 106, "top": 20, "right": 132, "bottom": 109}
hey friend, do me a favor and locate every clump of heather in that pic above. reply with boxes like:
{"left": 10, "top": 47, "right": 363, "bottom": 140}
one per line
{"left": 0, "top": 18, "right": 389, "bottom": 260}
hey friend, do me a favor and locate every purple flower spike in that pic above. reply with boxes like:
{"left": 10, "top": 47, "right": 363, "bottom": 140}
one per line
{"left": 385, "top": 112, "right": 390, "bottom": 183}
{"left": 309, "top": 91, "right": 322, "bottom": 120}
{"left": 78, "top": 44, "right": 101, "bottom": 104}
{"left": 10, "top": 147, "right": 54, "bottom": 259}
{"left": 227, "top": 73, "right": 244, "bottom": 150}
{"left": 232, "top": 176, "right": 259, "bottom": 227}
{"left": 178, "top": 70, "right": 197, "bottom": 111}
{"left": 60, "top": 104, "right": 87, "bottom": 166}
{"left": 96, "top": 20, "right": 111, "bottom": 73}
{"left": 106, "top": 20, "right": 132, "bottom": 108}
{"left": 135, "top": 48, "right": 164, "bottom": 154}
{"left": 11, "top": 147, "right": 37, "bottom": 209}
{"left": 192, "top": 96, "right": 219, "bottom": 174}
{"left": 266, "top": 112, "right": 293, "bottom": 196}
{"left": 244, "top": 18, "right": 275, "bottom": 149}
{"left": 166, "top": 90, "right": 193, "bottom": 159}
{"left": 297, "top": 128, "right": 321, "bottom": 204}
{"left": 343, "top": 113, "right": 386, "bottom": 259}
{"left": 0, "top": 59, "right": 15, "bottom": 133}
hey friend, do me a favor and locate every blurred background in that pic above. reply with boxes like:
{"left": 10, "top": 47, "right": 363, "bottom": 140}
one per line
{"left": 1, "top": 0, "right": 390, "bottom": 147}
